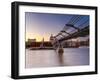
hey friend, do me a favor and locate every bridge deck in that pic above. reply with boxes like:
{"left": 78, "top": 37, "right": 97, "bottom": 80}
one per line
{"left": 58, "top": 26, "right": 89, "bottom": 42}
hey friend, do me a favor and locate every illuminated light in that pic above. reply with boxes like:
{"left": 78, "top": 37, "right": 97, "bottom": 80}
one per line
{"left": 26, "top": 33, "right": 50, "bottom": 42}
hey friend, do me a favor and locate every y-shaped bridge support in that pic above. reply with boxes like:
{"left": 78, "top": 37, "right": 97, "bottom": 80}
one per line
{"left": 50, "top": 34, "right": 64, "bottom": 54}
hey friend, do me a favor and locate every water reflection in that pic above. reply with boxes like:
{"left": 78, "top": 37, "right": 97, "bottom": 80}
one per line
{"left": 26, "top": 48, "right": 89, "bottom": 68}
{"left": 58, "top": 52, "right": 64, "bottom": 66}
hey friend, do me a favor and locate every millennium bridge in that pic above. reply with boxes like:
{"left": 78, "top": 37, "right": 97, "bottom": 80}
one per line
{"left": 50, "top": 15, "right": 89, "bottom": 49}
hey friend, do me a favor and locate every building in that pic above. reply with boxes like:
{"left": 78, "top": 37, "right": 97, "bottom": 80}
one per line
{"left": 28, "top": 38, "right": 36, "bottom": 42}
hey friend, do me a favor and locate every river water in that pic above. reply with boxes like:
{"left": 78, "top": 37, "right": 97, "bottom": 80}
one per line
{"left": 25, "top": 47, "right": 89, "bottom": 68}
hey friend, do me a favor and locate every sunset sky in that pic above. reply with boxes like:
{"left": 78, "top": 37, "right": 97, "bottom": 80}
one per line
{"left": 25, "top": 12, "right": 89, "bottom": 42}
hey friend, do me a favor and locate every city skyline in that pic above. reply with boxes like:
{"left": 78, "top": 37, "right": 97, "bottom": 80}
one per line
{"left": 25, "top": 12, "right": 89, "bottom": 42}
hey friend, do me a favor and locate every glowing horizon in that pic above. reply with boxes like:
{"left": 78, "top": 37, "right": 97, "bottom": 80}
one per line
{"left": 26, "top": 32, "right": 50, "bottom": 42}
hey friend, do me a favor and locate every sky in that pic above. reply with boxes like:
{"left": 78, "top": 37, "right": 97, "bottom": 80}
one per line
{"left": 25, "top": 12, "right": 89, "bottom": 42}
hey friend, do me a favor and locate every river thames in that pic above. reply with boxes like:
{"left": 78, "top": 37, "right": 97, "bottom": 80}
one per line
{"left": 25, "top": 47, "right": 89, "bottom": 68}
